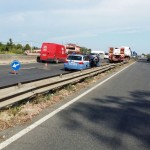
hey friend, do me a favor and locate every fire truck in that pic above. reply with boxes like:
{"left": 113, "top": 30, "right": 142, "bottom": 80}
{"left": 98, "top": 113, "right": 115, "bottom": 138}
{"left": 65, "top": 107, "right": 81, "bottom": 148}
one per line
{"left": 108, "top": 46, "right": 132, "bottom": 63}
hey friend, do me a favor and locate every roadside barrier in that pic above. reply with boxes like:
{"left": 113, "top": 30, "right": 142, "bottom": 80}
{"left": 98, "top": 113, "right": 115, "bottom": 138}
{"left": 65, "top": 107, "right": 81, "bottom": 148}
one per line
{"left": 0, "top": 54, "right": 37, "bottom": 64}
{"left": 0, "top": 63, "right": 125, "bottom": 109}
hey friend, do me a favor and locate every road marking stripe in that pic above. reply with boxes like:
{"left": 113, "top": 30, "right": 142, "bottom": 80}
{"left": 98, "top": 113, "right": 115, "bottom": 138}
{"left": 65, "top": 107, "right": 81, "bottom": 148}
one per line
{"left": 21, "top": 67, "right": 36, "bottom": 70}
{"left": 0, "top": 62, "right": 135, "bottom": 149}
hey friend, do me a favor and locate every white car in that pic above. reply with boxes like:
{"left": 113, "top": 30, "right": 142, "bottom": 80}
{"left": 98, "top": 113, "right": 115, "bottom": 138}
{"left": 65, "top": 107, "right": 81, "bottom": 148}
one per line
{"left": 104, "top": 53, "right": 109, "bottom": 59}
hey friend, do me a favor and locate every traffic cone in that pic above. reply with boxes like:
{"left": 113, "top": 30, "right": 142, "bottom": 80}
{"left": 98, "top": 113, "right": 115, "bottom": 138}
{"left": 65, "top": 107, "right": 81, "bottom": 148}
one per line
{"left": 44, "top": 63, "right": 48, "bottom": 69}
{"left": 9, "top": 70, "right": 18, "bottom": 75}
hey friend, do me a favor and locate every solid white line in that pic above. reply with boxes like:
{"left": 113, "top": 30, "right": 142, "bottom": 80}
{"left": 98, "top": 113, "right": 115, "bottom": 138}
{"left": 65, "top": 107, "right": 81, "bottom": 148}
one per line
{"left": 0, "top": 62, "right": 136, "bottom": 149}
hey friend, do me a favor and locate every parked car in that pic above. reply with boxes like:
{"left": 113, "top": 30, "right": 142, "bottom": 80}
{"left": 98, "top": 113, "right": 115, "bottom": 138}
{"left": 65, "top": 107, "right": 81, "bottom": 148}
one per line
{"left": 64, "top": 54, "right": 90, "bottom": 70}
{"left": 89, "top": 54, "right": 100, "bottom": 67}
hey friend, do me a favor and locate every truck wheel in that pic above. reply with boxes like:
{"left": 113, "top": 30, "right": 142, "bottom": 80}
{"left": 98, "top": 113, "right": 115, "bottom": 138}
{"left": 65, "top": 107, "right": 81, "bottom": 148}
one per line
{"left": 37, "top": 56, "right": 41, "bottom": 62}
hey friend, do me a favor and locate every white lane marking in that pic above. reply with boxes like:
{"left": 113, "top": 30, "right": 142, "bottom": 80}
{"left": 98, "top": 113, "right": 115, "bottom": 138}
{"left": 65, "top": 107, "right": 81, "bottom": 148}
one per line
{"left": 0, "top": 62, "right": 136, "bottom": 149}
{"left": 21, "top": 67, "right": 36, "bottom": 70}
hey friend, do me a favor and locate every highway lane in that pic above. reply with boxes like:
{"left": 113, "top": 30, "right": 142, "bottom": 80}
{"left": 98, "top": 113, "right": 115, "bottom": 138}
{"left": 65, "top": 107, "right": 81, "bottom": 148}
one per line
{"left": 0, "top": 59, "right": 108, "bottom": 88}
{"left": 0, "top": 62, "right": 68, "bottom": 87}
{"left": 1, "top": 59, "right": 150, "bottom": 150}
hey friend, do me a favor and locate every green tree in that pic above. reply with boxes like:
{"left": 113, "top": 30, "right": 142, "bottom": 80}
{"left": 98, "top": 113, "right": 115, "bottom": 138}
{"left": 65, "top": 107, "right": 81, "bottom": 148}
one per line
{"left": 6, "top": 38, "right": 13, "bottom": 52}
{"left": 33, "top": 46, "right": 39, "bottom": 49}
{"left": 9, "top": 38, "right": 13, "bottom": 45}
{"left": 16, "top": 44, "right": 23, "bottom": 50}
{"left": 0, "top": 42, "right": 6, "bottom": 53}
{"left": 80, "top": 47, "right": 91, "bottom": 54}
{"left": 24, "top": 44, "right": 31, "bottom": 50}
{"left": 147, "top": 54, "right": 150, "bottom": 58}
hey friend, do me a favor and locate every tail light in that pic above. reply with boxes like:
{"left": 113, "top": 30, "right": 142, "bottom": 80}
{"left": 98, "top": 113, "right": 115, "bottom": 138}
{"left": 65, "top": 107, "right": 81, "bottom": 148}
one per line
{"left": 120, "top": 48, "right": 124, "bottom": 54}
{"left": 78, "top": 61, "right": 84, "bottom": 64}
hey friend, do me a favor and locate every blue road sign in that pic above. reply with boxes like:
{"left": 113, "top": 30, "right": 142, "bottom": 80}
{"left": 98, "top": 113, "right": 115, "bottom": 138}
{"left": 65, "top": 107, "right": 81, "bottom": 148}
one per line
{"left": 11, "top": 60, "right": 21, "bottom": 71}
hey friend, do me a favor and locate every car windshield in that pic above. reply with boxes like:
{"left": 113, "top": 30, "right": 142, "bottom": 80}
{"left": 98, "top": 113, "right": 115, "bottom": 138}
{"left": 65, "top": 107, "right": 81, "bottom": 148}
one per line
{"left": 67, "top": 55, "right": 82, "bottom": 61}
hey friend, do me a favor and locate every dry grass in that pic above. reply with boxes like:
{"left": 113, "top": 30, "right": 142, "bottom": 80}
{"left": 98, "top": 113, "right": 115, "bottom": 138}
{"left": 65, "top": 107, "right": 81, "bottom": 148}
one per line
{"left": 0, "top": 60, "right": 135, "bottom": 131}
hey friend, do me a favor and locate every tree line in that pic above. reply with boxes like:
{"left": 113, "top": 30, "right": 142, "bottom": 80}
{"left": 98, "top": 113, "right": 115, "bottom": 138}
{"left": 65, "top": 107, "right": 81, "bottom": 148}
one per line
{"left": 0, "top": 38, "right": 39, "bottom": 54}
{"left": 0, "top": 39, "right": 91, "bottom": 55}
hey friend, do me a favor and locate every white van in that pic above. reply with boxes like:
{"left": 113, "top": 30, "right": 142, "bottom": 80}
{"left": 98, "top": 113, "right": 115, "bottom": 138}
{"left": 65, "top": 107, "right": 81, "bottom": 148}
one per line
{"left": 91, "top": 50, "right": 105, "bottom": 59}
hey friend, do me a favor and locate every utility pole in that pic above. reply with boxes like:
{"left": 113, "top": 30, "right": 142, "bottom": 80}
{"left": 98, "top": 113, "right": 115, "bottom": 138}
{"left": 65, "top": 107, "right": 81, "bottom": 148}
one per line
{"left": 31, "top": 42, "right": 32, "bottom": 53}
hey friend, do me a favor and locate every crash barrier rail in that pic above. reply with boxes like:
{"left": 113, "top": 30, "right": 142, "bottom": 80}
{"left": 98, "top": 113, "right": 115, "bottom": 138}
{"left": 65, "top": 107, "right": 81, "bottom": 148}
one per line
{"left": 0, "top": 62, "right": 125, "bottom": 108}
{"left": 0, "top": 54, "right": 37, "bottom": 64}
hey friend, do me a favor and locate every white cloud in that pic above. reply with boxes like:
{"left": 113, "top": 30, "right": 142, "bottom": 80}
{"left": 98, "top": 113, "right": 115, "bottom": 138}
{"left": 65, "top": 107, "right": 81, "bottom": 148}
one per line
{"left": 1, "top": 0, "right": 150, "bottom": 29}
{"left": 0, "top": 0, "right": 150, "bottom": 54}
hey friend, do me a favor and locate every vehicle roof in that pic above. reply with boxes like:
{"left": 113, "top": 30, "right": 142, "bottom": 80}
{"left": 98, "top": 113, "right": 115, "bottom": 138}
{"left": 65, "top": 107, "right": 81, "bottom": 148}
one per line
{"left": 42, "top": 42, "right": 64, "bottom": 46}
{"left": 68, "top": 54, "right": 85, "bottom": 56}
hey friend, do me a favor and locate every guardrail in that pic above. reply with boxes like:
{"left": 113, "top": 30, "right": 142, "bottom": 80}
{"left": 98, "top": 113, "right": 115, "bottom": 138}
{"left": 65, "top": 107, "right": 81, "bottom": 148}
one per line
{"left": 0, "top": 54, "right": 37, "bottom": 64}
{"left": 0, "top": 63, "right": 124, "bottom": 108}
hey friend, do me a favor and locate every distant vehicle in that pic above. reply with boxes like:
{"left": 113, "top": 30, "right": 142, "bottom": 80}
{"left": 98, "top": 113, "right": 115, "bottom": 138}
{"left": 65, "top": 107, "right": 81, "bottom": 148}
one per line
{"left": 64, "top": 54, "right": 90, "bottom": 70}
{"left": 91, "top": 50, "right": 105, "bottom": 59}
{"left": 147, "top": 54, "right": 150, "bottom": 61}
{"left": 132, "top": 51, "right": 138, "bottom": 58}
{"left": 25, "top": 49, "right": 40, "bottom": 56}
{"left": 108, "top": 46, "right": 132, "bottom": 63}
{"left": 104, "top": 52, "right": 109, "bottom": 59}
{"left": 89, "top": 54, "right": 100, "bottom": 67}
{"left": 37, "top": 43, "right": 67, "bottom": 63}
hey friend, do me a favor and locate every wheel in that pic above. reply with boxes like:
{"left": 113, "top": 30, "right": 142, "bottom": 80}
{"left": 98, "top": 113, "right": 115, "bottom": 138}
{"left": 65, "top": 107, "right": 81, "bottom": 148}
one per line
{"left": 37, "top": 56, "right": 41, "bottom": 62}
{"left": 64, "top": 68, "right": 68, "bottom": 71}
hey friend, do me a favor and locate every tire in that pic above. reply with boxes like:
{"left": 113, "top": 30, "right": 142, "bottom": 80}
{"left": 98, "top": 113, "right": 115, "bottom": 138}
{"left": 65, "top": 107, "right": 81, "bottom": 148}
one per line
{"left": 64, "top": 68, "right": 68, "bottom": 71}
{"left": 37, "top": 56, "right": 41, "bottom": 62}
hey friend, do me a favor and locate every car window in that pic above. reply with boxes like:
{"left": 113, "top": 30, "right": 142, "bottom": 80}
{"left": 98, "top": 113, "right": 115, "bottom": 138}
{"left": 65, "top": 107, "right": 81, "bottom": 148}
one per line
{"left": 83, "top": 56, "right": 89, "bottom": 61}
{"left": 67, "top": 55, "right": 82, "bottom": 61}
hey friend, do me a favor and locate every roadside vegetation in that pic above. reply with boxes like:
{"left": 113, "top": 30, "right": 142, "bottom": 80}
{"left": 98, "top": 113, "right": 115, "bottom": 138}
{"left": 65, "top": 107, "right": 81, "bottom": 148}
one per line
{"left": 0, "top": 38, "right": 38, "bottom": 54}
{"left": 146, "top": 54, "right": 150, "bottom": 58}
{"left": 0, "top": 39, "right": 91, "bottom": 55}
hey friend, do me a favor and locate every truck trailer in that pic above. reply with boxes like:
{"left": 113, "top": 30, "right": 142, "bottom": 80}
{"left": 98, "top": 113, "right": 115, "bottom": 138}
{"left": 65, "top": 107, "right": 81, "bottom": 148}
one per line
{"left": 108, "top": 46, "right": 132, "bottom": 63}
{"left": 37, "top": 43, "right": 67, "bottom": 63}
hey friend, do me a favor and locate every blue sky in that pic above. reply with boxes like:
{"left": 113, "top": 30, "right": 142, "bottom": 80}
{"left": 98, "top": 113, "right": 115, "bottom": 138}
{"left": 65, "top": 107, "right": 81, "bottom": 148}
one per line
{"left": 0, "top": 0, "right": 150, "bottom": 54}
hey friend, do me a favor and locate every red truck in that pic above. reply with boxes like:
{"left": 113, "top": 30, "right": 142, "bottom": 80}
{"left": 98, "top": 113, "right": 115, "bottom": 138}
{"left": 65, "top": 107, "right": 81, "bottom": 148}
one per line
{"left": 37, "top": 43, "right": 67, "bottom": 63}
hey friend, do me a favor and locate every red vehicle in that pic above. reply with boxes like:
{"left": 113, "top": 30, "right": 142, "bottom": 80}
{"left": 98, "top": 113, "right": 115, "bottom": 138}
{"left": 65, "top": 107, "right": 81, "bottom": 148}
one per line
{"left": 37, "top": 43, "right": 67, "bottom": 63}
{"left": 108, "top": 47, "right": 132, "bottom": 63}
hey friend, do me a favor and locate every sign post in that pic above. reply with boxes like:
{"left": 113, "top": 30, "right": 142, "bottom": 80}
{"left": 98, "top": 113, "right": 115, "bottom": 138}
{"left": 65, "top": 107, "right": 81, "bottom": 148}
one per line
{"left": 10, "top": 60, "right": 21, "bottom": 74}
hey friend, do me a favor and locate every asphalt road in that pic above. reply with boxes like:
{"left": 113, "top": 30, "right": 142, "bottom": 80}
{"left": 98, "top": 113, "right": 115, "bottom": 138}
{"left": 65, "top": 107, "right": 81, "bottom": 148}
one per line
{"left": 0, "top": 62, "right": 67, "bottom": 87}
{"left": 1, "top": 59, "right": 150, "bottom": 150}
{"left": 0, "top": 59, "right": 108, "bottom": 88}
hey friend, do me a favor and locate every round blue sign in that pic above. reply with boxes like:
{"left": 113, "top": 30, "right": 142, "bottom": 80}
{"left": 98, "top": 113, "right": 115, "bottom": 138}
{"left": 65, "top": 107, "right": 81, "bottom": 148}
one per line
{"left": 11, "top": 60, "right": 21, "bottom": 71}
